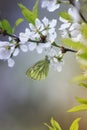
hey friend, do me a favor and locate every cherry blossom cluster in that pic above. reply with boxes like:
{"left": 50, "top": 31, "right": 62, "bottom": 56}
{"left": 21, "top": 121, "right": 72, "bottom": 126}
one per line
{"left": 59, "top": 7, "right": 83, "bottom": 42}
{"left": 20, "top": 17, "right": 57, "bottom": 53}
{"left": 0, "top": 0, "right": 86, "bottom": 73}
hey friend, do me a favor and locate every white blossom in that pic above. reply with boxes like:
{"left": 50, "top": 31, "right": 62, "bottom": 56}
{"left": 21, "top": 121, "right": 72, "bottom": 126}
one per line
{"left": 59, "top": 7, "right": 80, "bottom": 31}
{"left": 59, "top": 16, "right": 71, "bottom": 30}
{"left": 69, "top": 23, "right": 81, "bottom": 31}
{"left": 8, "top": 58, "right": 15, "bottom": 67}
{"left": 19, "top": 28, "right": 31, "bottom": 43}
{"left": 18, "top": 28, "right": 31, "bottom": 53}
{"left": 59, "top": 6, "right": 83, "bottom": 43}
{"left": 69, "top": 23, "right": 83, "bottom": 42}
{"left": 28, "top": 42, "right": 37, "bottom": 51}
{"left": 29, "top": 19, "right": 44, "bottom": 33}
{"left": 13, "top": 48, "right": 20, "bottom": 57}
{"left": 42, "top": 17, "right": 57, "bottom": 43}
{"left": 44, "top": 47, "right": 63, "bottom": 72}
{"left": 0, "top": 41, "right": 16, "bottom": 67}
{"left": 59, "top": 22, "right": 71, "bottom": 30}
{"left": 61, "top": 29, "right": 69, "bottom": 38}
{"left": 28, "top": 42, "right": 43, "bottom": 54}
{"left": 0, "top": 41, "right": 14, "bottom": 60}
{"left": 20, "top": 44, "right": 28, "bottom": 52}
{"left": 41, "top": 0, "right": 60, "bottom": 12}
{"left": 36, "top": 43, "right": 44, "bottom": 54}
{"left": 28, "top": 42, "right": 51, "bottom": 54}
{"left": 28, "top": 17, "right": 57, "bottom": 54}
{"left": 45, "top": 47, "right": 57, "bottom": 57}
{"left": 68, "top": 7, "right": 80, "bottom": 23}
{"left": 50, "top": 57, "right": 63, "bottom": 72}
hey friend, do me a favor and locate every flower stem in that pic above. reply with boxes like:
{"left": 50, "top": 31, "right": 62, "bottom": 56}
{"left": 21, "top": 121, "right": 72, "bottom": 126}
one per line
{"left": 0, "top": 28, "right": 77, "bottom": 53}
{"left": 0, "top": 28, "right": 20, "bottom": 42}
{"left": 52, "top": 42, "right": 77, "bottom": 53}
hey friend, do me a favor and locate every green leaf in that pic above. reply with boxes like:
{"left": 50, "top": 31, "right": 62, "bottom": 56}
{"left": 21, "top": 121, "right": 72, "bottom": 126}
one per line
{"left": 81, "top": 23, "right": 87, "bottom": 39}
{"left": 76, "top": 97, "right": 87, "bottom": 104}
{"left": 45, "top": 118, "right": 62, "bottom": 130}
{"left": 26, "top": 58, "right": 50, "bottom": 80}
{"left": 1, "top": 19, "right": 12, "bottom": 34}
{"left": 62, "top": 38, "right": 87, "bottom": 52}
{"left": 13, "top": 18, "right": 24, "bottom": 33}
{"left": 51, "top": 118, "right": 62, "bottom": 130}
{"left": 32, "top": 0, "right": 39, "bottom": 18}
{"left": 68, "top": 104, "right": 87, "bottom": 112}
{"left": 70, "top": 118, "right": 81, "bottom": 130}
{"left": 0, "top": 21, "right": 3, "bottom": 28}
{"left": 59, "top": 12, "right": 72, "bottom": 22}
{"left": 71, "top": 74, "right": 87, "bottom": 82}
{"left": 78, "top": 52, "right": 87, "bottom": 60}
{"left": 79, "top": 83, "right": 87, "bottom": 88}
{"left": 15, "top": 18, "right": 24, "bottom": 26}
{"left": 18, "top": 3, "right": 37, "bottom": 25}
{"left": 44, "top": 123, "right": 54, "bottom": 130}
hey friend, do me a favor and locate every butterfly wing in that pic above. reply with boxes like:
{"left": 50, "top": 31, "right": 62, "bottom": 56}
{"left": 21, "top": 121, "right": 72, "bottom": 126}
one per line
{"left": 26, "top": 59, "right": 50, "bottom": 80}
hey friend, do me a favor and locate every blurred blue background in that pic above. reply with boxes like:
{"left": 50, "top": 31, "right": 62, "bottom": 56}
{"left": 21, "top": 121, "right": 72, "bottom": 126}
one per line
{"left": 0, "top": 0, "right": 87, "bottom": 130}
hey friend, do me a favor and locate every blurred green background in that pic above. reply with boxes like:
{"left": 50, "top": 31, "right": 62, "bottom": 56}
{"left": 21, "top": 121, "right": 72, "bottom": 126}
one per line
{"left": 0, "top": 0, "right": 87, "bottom": 130}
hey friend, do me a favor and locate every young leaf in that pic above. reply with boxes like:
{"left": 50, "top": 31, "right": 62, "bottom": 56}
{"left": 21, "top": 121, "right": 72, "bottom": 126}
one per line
{"left": 81, "top": 23, "right": 87, "bottom": 39}
{"left": 62, "top": 38, "right": 87, "bottom": 52}
{"left": 76, "top": 97, "right": 87, "bottom": 104}
{"left": 71, "top": 74, "right": 87, "bottom": 83}
{"left": 44, "top": 123, "right": 54, "bottom": 130}
{"left": 0, "top": 21, "right": 3, "bottom": 28}
{"left": 1, "top": 19, "right": 12, "bottom": 34}
{"left": 70, "top": 118, "right": 81, "bottom": 130}
{"left": 45, "top": 118, "right": 62, "bottom": 130}
{"left": 59, "top": 12, "right": 72, "bottom": 22}
{"left": 78, "top": 52, "right": 87, "bottom": 60}
{"left": 15, "top": 18, "right": 24, "bottom": 26}
{"left": 18, "top": 3, "right": 37, "bottom": 25}
{"left": 51, "top": 118, "right": 62, "bottom": 130}
{"left": 32, "top": 0, "right": 39, "bottom": 18}
{"left": 79, "top": 83, "right": 87, "bottom": 88}
{"left": 26, "top": 58, "right": 50, "bottom": 80}
{"left": 13, "top": 18, "right": 24, "bottom": 33}
{"left": 68, "top": 104, "right": 87, "bottom": 112}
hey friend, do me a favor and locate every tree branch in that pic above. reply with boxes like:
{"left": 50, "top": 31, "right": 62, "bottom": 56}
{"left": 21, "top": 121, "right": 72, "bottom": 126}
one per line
{"left": 52, "top": 42, "right": 77, "bottom": 53}
{"left": 0, "top": 28, "right": 77, "bottom": 53}
{"left": 68, "top": 0, "right": 87, "bottom": 23}
{"left": 0, "top": 28, "right": 20, "bottom": 42}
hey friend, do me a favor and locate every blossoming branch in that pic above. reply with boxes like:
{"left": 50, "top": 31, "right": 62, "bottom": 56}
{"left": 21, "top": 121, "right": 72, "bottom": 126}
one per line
{"left": 0, "top": 0, "right": 87, "bottom": 80}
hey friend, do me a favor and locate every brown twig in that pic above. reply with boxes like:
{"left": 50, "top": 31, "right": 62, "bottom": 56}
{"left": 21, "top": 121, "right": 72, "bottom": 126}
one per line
{"left": 0, "top": 28, "right": 77, "bottom": 53}
{"left": 0, "top": 28, "right": 20, "bottom": 42}
{"left": 68, "top": 0, "right": 87, "bottom": 23}
{"left": 61, "top": 46, "right": 77, "bottom": 53}
{"left": 52, "top": 42, "right": 77, "bottom": 53}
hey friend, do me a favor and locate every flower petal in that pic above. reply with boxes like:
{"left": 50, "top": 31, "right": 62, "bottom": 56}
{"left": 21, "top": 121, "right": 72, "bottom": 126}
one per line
{"left": 13, "top": 48, "right": 20, "bottom": 56}
{"left": 35, "top": 18, "right": 44, "bottom": 31}
{"left": 0, "top": 48, "right": 11, "bottom": 60}
{"left": 20, "top": 45, "right": 28, "bottom": 52}
{"left": 68, "top": 7, "right": 80, "bottom": 22}
{"left": 59, "top": 17, "right": 68, "bottom": 23}
{"left": 29, "top": 23, "right": 35, "bottom": 31}
{"left": 59, "top": 23, "right": 71, "bottom": 30}
{"left": 28, "top": 42, "right": 37, "bottom": 51}
{"left": 42, "top": 17, "right": 49, "bottom": 27}
{"left": 49, "top": 19, "right": 57, "bottom": 28}
{"left": 8, "top": 58, "right": 15, "bottom": 67}
{"left": 36, "top": 44, "right": 43, "bottom": 54}
{"left": 41, "top": 0, "right": 49, "bottom": 8}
